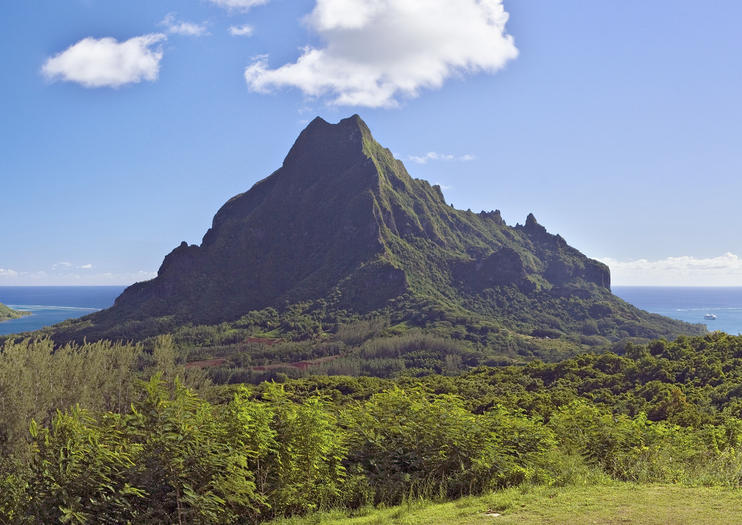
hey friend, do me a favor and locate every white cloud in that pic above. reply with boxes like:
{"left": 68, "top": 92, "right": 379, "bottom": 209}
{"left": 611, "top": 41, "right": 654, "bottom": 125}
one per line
{"left": 0, "top": 267, "right": 156, "bottom": 286}
{"left": 0, "top": 268, "right": 19, "bottom": 278}
{"left": 229, "top": 24, "right": 254, "bottom": 36}
{"left": 210, "top": 0, "right": 269, "bottom": 11}
{"left": 244, "top": 0, "right": 518, "bottom": 107}
{"left": 51, "top": 262, "right": 94, "bottom": 270}
{"left": 408, "top": 152, "right": 476, "bottom": 164}
{"left": 160, "top": 13, "right": 209, "bottom": 36}
{"left": 42, "top": 34, "right": 166, "bottom": 88}
{"left": 599, "top": 253, "right": 742, "bottom": 286}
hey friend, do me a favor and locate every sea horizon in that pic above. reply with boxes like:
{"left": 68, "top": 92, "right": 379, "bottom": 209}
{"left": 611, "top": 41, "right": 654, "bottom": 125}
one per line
{"left": 3, "top": 285, "right": 742, "bottom": 336}
{"left": 613, "top": 286, "right": 742, "bottom": 335}
{"left": 0, "top": 286, "right": 126, "bottom": 335}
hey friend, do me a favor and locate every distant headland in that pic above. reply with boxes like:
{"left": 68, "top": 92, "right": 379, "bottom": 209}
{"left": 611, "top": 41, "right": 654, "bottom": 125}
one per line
{"left": 0, "top": 302, "right": 30, "bottom": 323}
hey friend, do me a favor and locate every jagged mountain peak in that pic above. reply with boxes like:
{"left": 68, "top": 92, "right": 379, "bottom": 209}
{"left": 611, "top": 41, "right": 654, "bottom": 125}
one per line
{"left": 86, "top": 115, "right": 611, "bottom": 321}
{"left": 282, "top": 114, "right": 375, "bottom": 172}
{"left": 49, "top": 115, "right": 701, "bottom": 348}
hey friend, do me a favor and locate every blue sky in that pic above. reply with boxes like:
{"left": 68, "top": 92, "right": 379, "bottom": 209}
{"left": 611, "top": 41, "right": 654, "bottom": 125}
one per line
{"left": 2, "top": 0, "right": 742, "bottom": 286}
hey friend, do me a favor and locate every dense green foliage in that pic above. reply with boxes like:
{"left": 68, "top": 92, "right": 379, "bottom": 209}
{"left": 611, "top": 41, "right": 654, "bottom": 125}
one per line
{"left": 3, "top": 332, "right": 742, "bottom": 523}
{"left": 264, "top": 331, "right": 742, "bottom": 426}
{"left": 0, "top": 338, "right": 143, "bottom": 460}
{"left": 0, "top": 116, "right": 721, "bottom": 523}
{"left": 27, "top": 293, "right": 703, "bottom": 387}
{"left": 17, "top": 377, "right": 347, "bottom": 524}
{"left": 0, "top": 303, "right": 28, "bottom": 322}
{"left": 36, "top": 115, "right": 703, "bottom": 358}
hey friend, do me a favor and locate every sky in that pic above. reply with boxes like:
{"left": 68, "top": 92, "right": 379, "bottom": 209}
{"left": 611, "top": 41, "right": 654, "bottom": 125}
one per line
{"left": 2, "top": 0, "right": 742, "bottom": 286}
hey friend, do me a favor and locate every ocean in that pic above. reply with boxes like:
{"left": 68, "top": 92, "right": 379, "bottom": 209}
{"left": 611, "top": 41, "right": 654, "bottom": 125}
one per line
{"left": 0, "top": 286, "right": 126, "bottom": 336}
{"left": 1, "top": 285, "right": 741, "bottom": 337}
{"left": 613, "top": 286, "right": 742, "bottom": 335}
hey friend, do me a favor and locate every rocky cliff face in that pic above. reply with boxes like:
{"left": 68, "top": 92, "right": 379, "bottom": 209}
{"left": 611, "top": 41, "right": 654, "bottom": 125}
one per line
{"left": 110, "top": 116, "right": 407, "bottom": 322}
{"left": 107, "top": 115, "right": 610, "bottom": 323}
{"left": 52, "top": 115, "right": 700, "bottom": 345}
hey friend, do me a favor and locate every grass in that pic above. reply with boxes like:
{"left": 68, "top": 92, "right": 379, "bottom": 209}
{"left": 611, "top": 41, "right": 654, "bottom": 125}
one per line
{"left": 270, "top": 484, "right": 742, "bottom": 525}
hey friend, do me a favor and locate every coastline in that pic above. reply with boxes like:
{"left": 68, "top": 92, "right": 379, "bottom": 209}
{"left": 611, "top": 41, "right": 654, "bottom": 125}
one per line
{"left": 0, "top": 307, "right": 31, "bottom": 323}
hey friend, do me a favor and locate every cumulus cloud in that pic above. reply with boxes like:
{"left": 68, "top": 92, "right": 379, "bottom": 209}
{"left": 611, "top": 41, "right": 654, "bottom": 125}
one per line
{"left": 599, "top": 253, "right": 742, "bottom": 286}
{"left": 229, "top": 24, "right": 255, "bottom": 36}
{"left": 80, "top": 264, "right": 94, "bottom": 270}
{"left": 245, "top": 0, "right": 518, "bottom": 107}
{"left": 42, "top": 34, "right": 166, "bottom": 88}
{"left": 210, "top": 0, "right": 269, "bottom": 11}
{"left": 160, "top": 13, "right": 209, "bottom": 36}
{"left": 408, "top": 152, "right": 476, "bottom": 164}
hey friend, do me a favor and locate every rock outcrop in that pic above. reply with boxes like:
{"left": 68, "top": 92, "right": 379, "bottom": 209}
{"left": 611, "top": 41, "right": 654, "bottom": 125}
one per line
{"left": 50, "top": 115, "right": 702, "bottom": 346}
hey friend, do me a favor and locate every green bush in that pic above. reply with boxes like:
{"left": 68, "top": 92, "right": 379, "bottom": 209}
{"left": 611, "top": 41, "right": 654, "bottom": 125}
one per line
{"left": 227, "top": 384, "right": 347, "bottom": 518}
{"left": 342, "top": 389, "right": 553, "bottom": 504}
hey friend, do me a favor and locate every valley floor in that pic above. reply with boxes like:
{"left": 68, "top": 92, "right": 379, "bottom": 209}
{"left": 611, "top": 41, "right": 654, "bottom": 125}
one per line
{"left": 271, "top": 484, "right": 742, "bottom": 525}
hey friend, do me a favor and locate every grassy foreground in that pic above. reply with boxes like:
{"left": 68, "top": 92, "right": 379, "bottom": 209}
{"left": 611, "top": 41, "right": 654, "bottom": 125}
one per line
{"left": 271, "top": 484, "right": 742, "bottom": 525}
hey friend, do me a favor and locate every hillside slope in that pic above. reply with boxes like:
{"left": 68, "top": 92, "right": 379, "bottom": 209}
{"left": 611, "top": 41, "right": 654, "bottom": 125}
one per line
{"left": 0, "top": 302, "right": 28, "bottom": 322}
{"left": 47, "top": 115, "right": 703, "bottom": 354}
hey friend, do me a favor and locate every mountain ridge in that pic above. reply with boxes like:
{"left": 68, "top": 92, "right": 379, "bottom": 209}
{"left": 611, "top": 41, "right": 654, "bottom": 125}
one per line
{"left": 43, "top": 115, "right": 703, "bottom": 357}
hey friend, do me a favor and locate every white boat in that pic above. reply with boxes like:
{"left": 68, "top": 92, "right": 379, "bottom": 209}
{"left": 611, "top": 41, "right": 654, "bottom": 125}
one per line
{"left": 704, "top": 313, "right": 717, "bottom": 320}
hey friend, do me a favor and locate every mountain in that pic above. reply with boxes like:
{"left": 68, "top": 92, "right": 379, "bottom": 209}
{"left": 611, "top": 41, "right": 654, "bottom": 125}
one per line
{"left": 0, "top": 302, "right": 28, "bottom": 322}
{"left": 46, "top": 115, "right": 703, "bottom": 359}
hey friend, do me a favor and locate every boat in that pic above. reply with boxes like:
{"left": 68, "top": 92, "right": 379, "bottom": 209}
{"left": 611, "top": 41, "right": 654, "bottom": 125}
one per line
{"left": 704, "top": 313, "right": 717, "bottom": 320}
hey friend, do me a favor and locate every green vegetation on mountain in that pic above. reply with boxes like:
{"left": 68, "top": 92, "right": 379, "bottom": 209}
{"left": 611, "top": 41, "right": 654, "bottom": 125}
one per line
{"left": 40, "top": 115, "right": 702, "bottom": 367}
{"left": 3, "top": 331, "right": 742, "bottom": 522}
{"left": 1, "top": 117, "right": 717, "bottom": 522}
{"left": 0, "top": 302, "right": 28, "bottom": 322}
